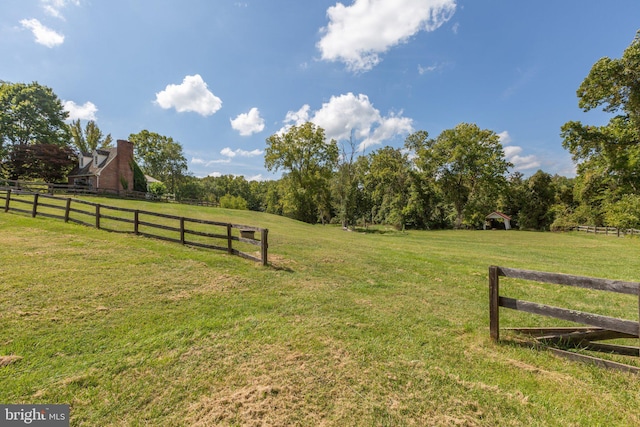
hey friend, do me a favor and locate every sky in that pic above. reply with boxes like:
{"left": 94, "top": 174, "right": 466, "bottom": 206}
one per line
{"left": 1, "top": 1, "right": 639, "bottom": 181}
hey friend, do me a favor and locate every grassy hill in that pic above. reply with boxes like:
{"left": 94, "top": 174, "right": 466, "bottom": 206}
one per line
{"left": 1, "top": 196, "right": 640, "bottom": 425}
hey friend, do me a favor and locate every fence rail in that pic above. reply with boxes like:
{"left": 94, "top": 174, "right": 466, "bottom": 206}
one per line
{"left": 489, "top": 266, "right": 640, "bottom": 373}
{"left": 0, "top": 188, "right": 268, "bottom": 265}
{"left": 566, "top": 225, "right": 640, "bottom": 237}
{"left": 0, "top": 178, "right": 218, "bottom": 206}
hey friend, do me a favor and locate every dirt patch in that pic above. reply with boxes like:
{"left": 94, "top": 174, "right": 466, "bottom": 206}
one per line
{"left": 0, "top": 355, "right": 23, "bottom": 367}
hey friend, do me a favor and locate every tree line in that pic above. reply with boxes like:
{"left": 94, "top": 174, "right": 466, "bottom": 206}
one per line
{"left": 2, "top": 31, "right": 639, "bottom": 230}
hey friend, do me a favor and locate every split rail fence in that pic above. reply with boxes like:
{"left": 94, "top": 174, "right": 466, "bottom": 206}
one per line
{"left": 1, "top": 188, "right": 268, "bottom": 265}
{"left": 554, "top": 225, "right": 640, "bottom": 236}
{"left": 489, "top": 266, "right": 640, "bottom": 373}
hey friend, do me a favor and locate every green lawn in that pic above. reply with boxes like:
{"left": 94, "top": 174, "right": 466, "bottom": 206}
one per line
{"left": 1, "top": 196, "right": 640, "bottom": 426}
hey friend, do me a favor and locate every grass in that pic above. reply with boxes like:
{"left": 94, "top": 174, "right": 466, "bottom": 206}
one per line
{"left": 1, "top": 195, "right": 640, "bottom": 425}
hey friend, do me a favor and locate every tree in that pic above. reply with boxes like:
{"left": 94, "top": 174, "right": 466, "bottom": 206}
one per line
{"left": 69, "top": 119, "right": 113, "bottom": 153}
{"left": 561, "top": 31, "right": 640, "bottom": 203}
{"left": 129, "top": 130, "right": 188, "bottom": 194}
{"left": 518, "top": 170, "right": 556, "bottom": 230}
{"left": 265, "top": 122, "right": 339, "bottom": 223}
{"left": 4, "top": 143, "right": 76, "bottom": 182}
{"left": 414, "top": 123, "right": 511, "bottom": 228}
{"left": 0, "top": 81, "right": 70, "bottom": 148}
{"left": 332, "top": 133, "right": 361, "bottom": 228}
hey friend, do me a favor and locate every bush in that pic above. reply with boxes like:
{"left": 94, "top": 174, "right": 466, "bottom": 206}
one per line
{"left": 219, "top": 194, "right": 248, "bottom": 210}
{"left": 148, "top": 182, "right": 167, "bottom": 199}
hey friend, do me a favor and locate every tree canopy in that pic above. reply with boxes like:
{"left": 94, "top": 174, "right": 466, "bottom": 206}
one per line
{"left": 561, "top": 31, "right": 640, "bottom": 220}
{"left": 413, "top": 123, "right": 511, "bottom": 228}
{"left": 129, "top": 130, "right": 188, "bottom": 194}
{"left": 0, "top": 81, "right": 70, "bottom": 147}
{"left": 265, "top": 122, "right": 339, "bottom": 223}
{"left": 69, "top": 119, "right": 113, "bottom": 153}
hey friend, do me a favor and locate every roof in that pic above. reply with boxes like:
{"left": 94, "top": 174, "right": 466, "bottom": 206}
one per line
{"left": 486, "top": 211, "right": 511, "bottom": 220}
{"left": 68, "top": 147, "right": 117, "bottom": 178}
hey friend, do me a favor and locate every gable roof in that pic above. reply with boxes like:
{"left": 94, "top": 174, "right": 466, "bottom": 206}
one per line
{"left": 486, "top": 211, "right": 511, "bottom": 220}
{"left": 68, "top": 147, "right": 118, "bottom": 178}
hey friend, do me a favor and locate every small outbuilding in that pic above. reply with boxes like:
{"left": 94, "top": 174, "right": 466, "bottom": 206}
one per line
{"left": 484, "top": 211, "right": 512, "bottom": 230}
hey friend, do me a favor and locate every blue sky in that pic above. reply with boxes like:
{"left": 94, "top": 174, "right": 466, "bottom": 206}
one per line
{"left": 2, "top": 1, "right": 639, "bottom": 181}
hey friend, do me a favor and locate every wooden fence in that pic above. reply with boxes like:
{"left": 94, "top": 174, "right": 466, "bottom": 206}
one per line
{"left": 568, "top": 225, "right": 640, "bottom": 237}
{"left": 489, "top": 266, "right": 640, "bottom": 372}
{"left": 0, "top": 188, "right": 268, "bottom": 265}
{"left": 0, "top": 178, "right": 218, "bottom": 206}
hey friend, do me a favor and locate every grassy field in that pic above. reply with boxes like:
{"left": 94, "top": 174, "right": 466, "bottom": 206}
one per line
{"left": 1, "top": 196, "right": 640, "bottom": 426}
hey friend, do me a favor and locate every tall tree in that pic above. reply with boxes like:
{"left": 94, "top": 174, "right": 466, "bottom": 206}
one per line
{"left": 265, "top": 122, "right": 338, "bottom": 223}
{"left": 561, "top": 31, "right": 640, "bottom": 201}
{"left": 414, "top": 123, "right": 511, "bottom": 228}
{"left": 364, "top": 146, "right": 413, "bottom": 229}
{"left": 129, "top": 130, "right": 188, "bottom": 194}
{"left": 0, "top": 81, "right": 70, "bottom": 147}
{"left": 69, "top": 119, "right": 113, "bottom": 153}
{"left": 332, "top": 132, "right": 361, "bottom": 228}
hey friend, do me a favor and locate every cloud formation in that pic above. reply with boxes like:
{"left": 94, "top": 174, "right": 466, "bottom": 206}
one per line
{"left": 20, "top": 19, "right": 64, "bottom": 47}
{"left": 220, "top": 147, "right": 264, "bottom": 158}
{"left": 317, "top": 0, "right": 456, "bottom": 72}
{"left": 230, "top": 108, "right": 265, "bottom": 136}
{"left": 155, "top": 75, "right": 222, "bottom": 116}
{"left": 63, "top": 100, "right": 97, "bottom": 121}
{"left": 41, "top": 0, "right": 81, "bottom": 20}
{"left": 498, "top": 131, "right": 541, "bottom": 171}
{"left": 282, "top": 93, "right": 413, "bottom": 152}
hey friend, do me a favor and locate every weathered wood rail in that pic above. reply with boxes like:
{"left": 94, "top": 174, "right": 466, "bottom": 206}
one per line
{"left": 562, "top": 225, "right": 640, "bottom": 237}
{"left": 0, "top": 188, "right": 268, "bottom": 265}
{"left": 489, "top": 266, "right": 640, "bottom": 373}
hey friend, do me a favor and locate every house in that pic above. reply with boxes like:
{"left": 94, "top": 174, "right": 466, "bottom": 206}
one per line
{"left": 484, "top": 211, "right": 512, "bottom": 230}
{"left": 67, "top": 139, "right": 135, "bottom": 193}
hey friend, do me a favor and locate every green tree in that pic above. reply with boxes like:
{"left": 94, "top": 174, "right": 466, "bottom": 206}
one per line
{"left": 561, "top": 31, "right": 640, "bottom": 212}
{"left": 129, "top": 130, "right": 188, "bottom": 194}
{"left": 414, "top": 123, "right": 511, "bottom": 228}
{"left": 69, "top": 119, "right": 113, "bottom": 153}
{"left": 265, "top": 122, "right": 339, "bottom": 223}
{"left": 518, "top": 170, "right": 556, "bottom": 230}
{"left": 0, "top": 81, "right": 70, "bottom": 148}
{"left": 365, "top": 146, "right": 411, "bottom": 228}
{"left": 332, "top": 133, "right": 361, "bottom": 228}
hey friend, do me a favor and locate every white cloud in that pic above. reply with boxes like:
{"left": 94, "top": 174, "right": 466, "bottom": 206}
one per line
{"left": 20, "top": 19, "right": 64, "bottom": 47}
{"left": 497, "top": 131, "right": 512, "bottom": 145}
{"left": 155, "top": 74, "right": 222, "bottom": 116}
{"left": 191, "top": 157, "right": 230, "bottom": 167}
{"left": 499, "top": 131, "right": 541, "bottom": 171}
{"left": 63, "top": 100, "right": 97, "bottom": 121}
{"left": 284, "top": 105, "right": 311, "bottom": 126}
{"left": 282, "top": 93, "right": 413, "bottom": 152}
{"left": 41, "top": 0, "right": 81, "bottom": 20}
{"left": 317, "top": 0, "right": 456, "bottom": 72}
{"left": 221, "top": 147, "right": 264, "bottom": 158}
{"left": 230, "top": 107, "right": 265, "bottom": 136}
{"left": 246, "top": 174, "right": 264, "bottom": 182}
{"left": 208, "top": 172, "right": 222, "bottom": 178}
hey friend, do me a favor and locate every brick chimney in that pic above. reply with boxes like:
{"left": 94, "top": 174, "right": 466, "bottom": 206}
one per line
{"left": 116, "top": 139, "right": 134, "bottom": 192}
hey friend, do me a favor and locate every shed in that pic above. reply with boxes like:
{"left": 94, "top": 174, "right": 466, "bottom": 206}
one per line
{"left": 484, "top": 211, "right": 512, "bottom": 230}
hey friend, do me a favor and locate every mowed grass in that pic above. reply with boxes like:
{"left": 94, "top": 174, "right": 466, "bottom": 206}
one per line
{"left": 1, "top": 196, "right": 640, "bottom": 426}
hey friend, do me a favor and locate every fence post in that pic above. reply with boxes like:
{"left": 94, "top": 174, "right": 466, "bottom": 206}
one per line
{"left": 261, "top": 228, "right": 269, "bottom": 266}
{"left": 227, "top": 224, "right": 233, "bottom": 254}
{"left": 64, "top": 198, "right": 71, "bottom": 222}
{"left": 134, "top": 210, "right": 139, "bottom": 235}
{"left": 32, "top": 193, "right": 39, "bottom": 218}
{"left": 96, "top": 204, "right": 101, "bottom": 229}
{"left": 489, "top": 266, "right": 500, "bottom": 342}
{"left": 4, "top": 189, "right": 10, "bottom": 212}
{"left": 180, "top": 218, "right": 185, "bottom": 244}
